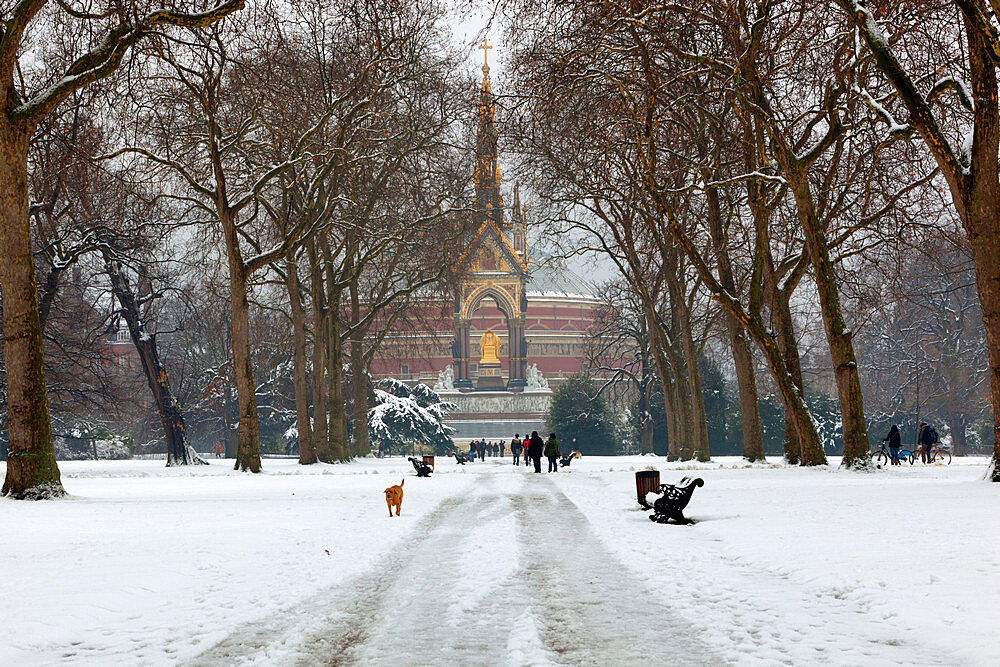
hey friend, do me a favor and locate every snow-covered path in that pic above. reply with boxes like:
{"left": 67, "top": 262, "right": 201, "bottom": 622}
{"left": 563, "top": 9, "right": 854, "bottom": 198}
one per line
{"left": 194, "top": 473, "right": 715, "bottom": 665}
{"left": 3, "top": 456, "right": 997, "bottom": 665}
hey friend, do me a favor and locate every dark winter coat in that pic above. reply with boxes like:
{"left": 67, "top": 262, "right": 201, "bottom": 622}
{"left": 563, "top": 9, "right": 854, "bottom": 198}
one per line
{"left": 544, "top": 436, "right": 559, "bottom": 457}
{"left": 885, "top": 425, "right": 901, "bottom": 449}
{"left": 512, "top": 440, "right": 523, "bottom": 453}
{"left": 528, "top": 434, "right": 544, "bottom": 458}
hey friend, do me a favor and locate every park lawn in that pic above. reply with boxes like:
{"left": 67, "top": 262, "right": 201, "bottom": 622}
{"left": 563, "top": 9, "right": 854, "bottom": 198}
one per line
{"left": 1, "top": 455, "right": 997, "bottom": 665}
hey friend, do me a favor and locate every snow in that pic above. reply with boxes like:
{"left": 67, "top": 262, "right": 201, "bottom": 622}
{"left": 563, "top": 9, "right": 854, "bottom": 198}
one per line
{"left": 1, "top": 456, "right": 997, "bottom": 665}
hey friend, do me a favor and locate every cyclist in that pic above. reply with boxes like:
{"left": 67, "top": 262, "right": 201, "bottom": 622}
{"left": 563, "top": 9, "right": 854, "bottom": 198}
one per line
{"left": 882, "top": 424, "right": 902, "bottom": 465}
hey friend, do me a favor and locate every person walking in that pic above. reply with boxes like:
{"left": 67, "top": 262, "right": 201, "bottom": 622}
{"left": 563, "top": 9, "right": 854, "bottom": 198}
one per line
{"left": 918, "top": 422, "right": 938, "bottom": 463}
{"left": 469, "top": 442, "right": 476, "bottom": 462}
{"left": 883, "top": 424, "right": 902, "bottom": 465}
{"left": 500, "top": 440, "right": 506, "bottom": 457}
{"left": 528, "top": 431, "right": 544, "bottom": 473}
{"left": 544, "top": 433, "right": 559, "bottom": 472}
{"left": 523, "top": 436, "right": 531, "bottom": 467}
{"left": 512, "top": 435, "right": 522, "bottom": 465}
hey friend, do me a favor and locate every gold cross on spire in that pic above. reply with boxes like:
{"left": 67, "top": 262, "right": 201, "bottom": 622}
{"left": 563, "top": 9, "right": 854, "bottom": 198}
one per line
{"left": 480, "top": 37, "right": 492, "bottom": 67}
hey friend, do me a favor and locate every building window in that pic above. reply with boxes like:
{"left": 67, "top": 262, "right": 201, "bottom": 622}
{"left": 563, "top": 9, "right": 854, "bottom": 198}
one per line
{"left": 401, "top": 364, "right": 409, "bottom": 377}
{"left": 470, "top": 363, "right": 478, "bottom": 376}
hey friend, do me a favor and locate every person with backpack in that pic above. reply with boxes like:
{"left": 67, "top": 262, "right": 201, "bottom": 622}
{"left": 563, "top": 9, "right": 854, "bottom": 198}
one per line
{"left": 918, "top": 422, "right": 938, "bottom": 464}
{"left": 544, "top": 433, "right": 560, "bottom": 472}
{"left": 523, "top": 436, "right": 531, "bottom": 467}
{"left": 511, "top": 435, "right": 522, "bottom": 465}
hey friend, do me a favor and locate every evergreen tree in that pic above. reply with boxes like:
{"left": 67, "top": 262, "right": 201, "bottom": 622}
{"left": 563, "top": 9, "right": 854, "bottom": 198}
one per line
{"left": 369, "top": 380, "right": 456, "bottom": 456}
{"left": 547, "top": 375, "right": 616, "bottom": 455}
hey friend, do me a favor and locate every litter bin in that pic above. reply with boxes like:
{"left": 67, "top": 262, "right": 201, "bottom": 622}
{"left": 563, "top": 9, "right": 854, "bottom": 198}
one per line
{"left": 422, "top": 455, "right": 435, "bottom": 471}
{"left": 635, "top": 470, "right": 660, "bottom": 508}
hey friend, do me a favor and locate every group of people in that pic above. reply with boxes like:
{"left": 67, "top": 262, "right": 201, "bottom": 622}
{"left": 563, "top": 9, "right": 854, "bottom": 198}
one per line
{"left": 881, "top": 422, "right": 942, "bottom": 465}
{"left": 510, "top": 432, "right": 561, "bottom": 472}
{"left": 467, "top": 440, "right": 505, "bottom": 462}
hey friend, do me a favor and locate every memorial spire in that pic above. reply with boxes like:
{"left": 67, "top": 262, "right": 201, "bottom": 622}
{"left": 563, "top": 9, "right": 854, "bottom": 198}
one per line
{"left": 475, "top": 37, "right": 504, "bottom": 229}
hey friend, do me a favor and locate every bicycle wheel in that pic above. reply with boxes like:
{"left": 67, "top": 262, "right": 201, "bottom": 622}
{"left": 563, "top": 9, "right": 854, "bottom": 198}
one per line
{"left": 934, "top": 449, "right": 952, "bottom": 465}
{"left": 907, "top": 452, "right": 916, "bottom": 465}
{"left": 874, "top": 451, "right": 889, "bottom": 467}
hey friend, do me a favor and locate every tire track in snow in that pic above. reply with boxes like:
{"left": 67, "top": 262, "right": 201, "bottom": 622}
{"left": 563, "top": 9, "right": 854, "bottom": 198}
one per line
{"left": 193, "top": 472, "right": 721, "bottom": 665}
{"left": 188, "top": 492, "right": 473, "bottom": 666}
{"left": 510, "top": 477, "right": 721, "bottom": 665}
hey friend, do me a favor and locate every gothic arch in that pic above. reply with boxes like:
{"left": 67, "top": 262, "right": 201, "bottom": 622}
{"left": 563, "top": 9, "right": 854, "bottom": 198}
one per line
{"left": 460, "top": 284, "right": 519, "bottom": 321}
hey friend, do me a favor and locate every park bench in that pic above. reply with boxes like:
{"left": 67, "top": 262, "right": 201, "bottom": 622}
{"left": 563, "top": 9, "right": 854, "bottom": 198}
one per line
{"left": 559, "top": 450, "right": 581, "bottom": 467}
{"left": 648, "top": 476, "right": 704, "bottom": 524}
{"left": 408, "top": 457, "right": 432, "bottom": 477}
{"left": 453, "top": 452, "right": 468, "bottom": 465}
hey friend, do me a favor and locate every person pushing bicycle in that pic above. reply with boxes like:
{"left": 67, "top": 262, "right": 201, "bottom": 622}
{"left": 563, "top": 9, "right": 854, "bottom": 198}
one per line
{"left": 882, "top": 424, "right": 902, "bottom": 465}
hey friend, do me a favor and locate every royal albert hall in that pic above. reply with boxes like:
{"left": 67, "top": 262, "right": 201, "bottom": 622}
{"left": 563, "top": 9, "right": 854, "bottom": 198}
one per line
{"left": 368, "top": 44, "right": 601, "bottom": 393}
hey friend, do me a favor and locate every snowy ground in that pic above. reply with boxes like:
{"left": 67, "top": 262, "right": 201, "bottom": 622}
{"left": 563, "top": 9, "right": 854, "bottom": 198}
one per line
{"left": 1, "top": 455, "right": 997, "bottom": 665}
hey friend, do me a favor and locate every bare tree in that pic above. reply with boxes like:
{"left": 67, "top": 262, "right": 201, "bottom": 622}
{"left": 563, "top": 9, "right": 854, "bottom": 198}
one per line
{"left": 834, "top": 0, "right": 1000, "bottom": 478}
{"left": 0, "top": 0, "right": 242, "bottom": 498}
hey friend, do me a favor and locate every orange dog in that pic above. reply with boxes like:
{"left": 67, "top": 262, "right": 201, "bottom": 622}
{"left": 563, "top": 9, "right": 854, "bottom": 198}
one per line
{"left": 384, "top": 478, "right": 404, "bottom": 517}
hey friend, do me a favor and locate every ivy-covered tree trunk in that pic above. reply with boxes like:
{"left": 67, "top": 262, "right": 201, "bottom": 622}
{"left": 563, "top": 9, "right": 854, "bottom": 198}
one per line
{"left": 0, "top": 124, "right": 63, "bottom": 499}
{"left": 104, "top": 257, "right": 204, "bottom": 466}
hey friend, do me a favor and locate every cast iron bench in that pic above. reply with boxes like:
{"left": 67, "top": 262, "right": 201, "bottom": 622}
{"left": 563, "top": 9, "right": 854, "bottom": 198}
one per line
{"left": 453, "top": 452, "right": 468, "bottom": 465}
{"left": 408, "top": 457, "right": 432, "bottom": 477}
{"left": 648, "top": 476, "right": 704, "bottom": 524}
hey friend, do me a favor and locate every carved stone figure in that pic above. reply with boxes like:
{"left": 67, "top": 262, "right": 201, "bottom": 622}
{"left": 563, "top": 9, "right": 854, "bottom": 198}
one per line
{"left": 434, "top": 365, "right": 455, "bottom": 392}
{"left": 526, "top": 363, "right": 549, "bottom": 390}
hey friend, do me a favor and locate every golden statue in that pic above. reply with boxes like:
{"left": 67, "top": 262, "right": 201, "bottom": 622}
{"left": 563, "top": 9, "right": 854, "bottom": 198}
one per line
{"left": 479, "top": 328, "right": 501, "bottom": 364}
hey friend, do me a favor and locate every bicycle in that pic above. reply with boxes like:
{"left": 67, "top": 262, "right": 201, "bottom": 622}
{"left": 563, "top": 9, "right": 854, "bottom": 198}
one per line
{"left": 870, "top": 441, "right": 914, "bottom": 467}
{"left": 915, "top": 443, "right": 952, "bottom": 465}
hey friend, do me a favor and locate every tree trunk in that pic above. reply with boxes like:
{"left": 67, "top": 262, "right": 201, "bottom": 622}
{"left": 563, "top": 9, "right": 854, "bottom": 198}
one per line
{"left": 349, "top": 274, "right": 369, "bottom": 458}
{"left": 105, "top": 257, "right": 204, "bottom": 466}
{"left": 658, "top": 204, "right": 828, "bottom": 466}
{"left": 948, "top": 411, "right": 967, "bottom": 457}
{"left": 325, "top": 308, "right": 349, "bottom": 462}
{"left": 308, "top": 242, "right": 329, "bottom": 461}
{"left": 964, "top": 201, "right": 1000, "bottom": 478}
{"left": 0, "top": 125, "right": 63, "bottom": 499}
{"left": 646, "top": 310, "right": 679, "bottom": 460}
{"left": 225, "top": 243, "right": 261, "bottom": 473}
{"left": 788, "top": 171, "right": 870, "bottom": 467}
{"left": 664, "top": 315, "right": 695, "bottom": 460}
{"left": 675, "top": 293, "right": 710, "bottom": 461}
{"left": 286, "top": 254, "right": 315, "bottom": 465}
{"left": 322, "top": 243, "right": 349, "bottom": 463}
{"left": 770, "top": 287, "right": 806, "bottom": 464}
{"left": 704, "top": 168, "right": 764, "bottom": 461}
{"left": 638, "top": 355, "right": 654, "bottom": 455}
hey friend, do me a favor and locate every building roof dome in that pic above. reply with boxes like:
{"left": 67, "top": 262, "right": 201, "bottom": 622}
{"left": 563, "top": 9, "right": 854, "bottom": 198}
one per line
{"left": 525, "top": 248, "right": 598, "bottom": 300}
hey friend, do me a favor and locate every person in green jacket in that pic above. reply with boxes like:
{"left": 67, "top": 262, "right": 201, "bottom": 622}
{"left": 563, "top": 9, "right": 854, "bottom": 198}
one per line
{"left": 544, "top": 433, "right": 559, "bottom": 472}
